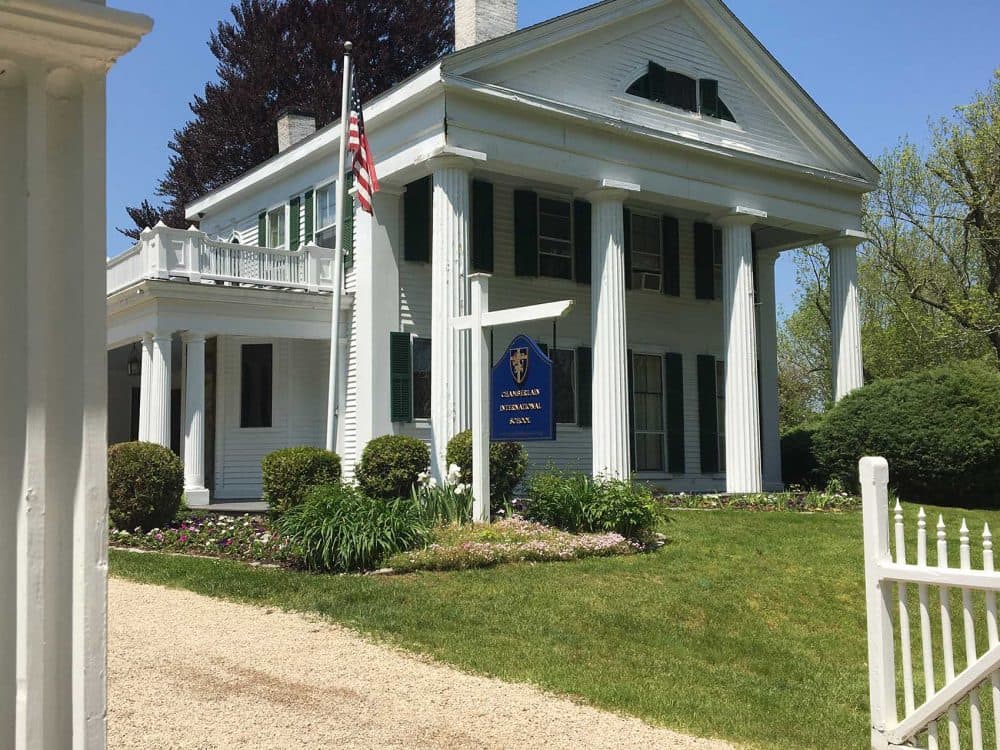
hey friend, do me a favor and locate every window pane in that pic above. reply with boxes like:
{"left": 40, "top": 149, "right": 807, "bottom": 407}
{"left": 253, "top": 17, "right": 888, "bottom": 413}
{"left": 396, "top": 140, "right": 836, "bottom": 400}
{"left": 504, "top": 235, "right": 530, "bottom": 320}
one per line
{"left": 413, "top": 338, "right": 432, "bottom": 420}
{"left": 316, "top": 185, "right": 336, "bottom": 230}
{"left": 553, "top": 349, "right": 576, "bottom": 424}
{"left": 539, "top": 253, "right": 572, "bottom": 280}
{"left": 240, "top": 344, "right": 273, "bottom": 428}
{"left": 268, "top": 208, "right": 285, "bottom": 248}
{"left": 716, "top": 360, "right": 726, "bottom": 472}
{"left": 315, "top": 226, "right": 336, "bottom": 249}
{"left": 539, "top": 213, "right": 571, "bottom": 240}
{"left": 538, "top": 197, "right": 570, "bottom": 220}
{"left": 539, "top": 238, "right": 572, "bottom": 257}
{"left": 633, "top": 354, "right": 664, "bottom": 470}
{"left": 637, "top": 434, "right": 664, "bottom": 472}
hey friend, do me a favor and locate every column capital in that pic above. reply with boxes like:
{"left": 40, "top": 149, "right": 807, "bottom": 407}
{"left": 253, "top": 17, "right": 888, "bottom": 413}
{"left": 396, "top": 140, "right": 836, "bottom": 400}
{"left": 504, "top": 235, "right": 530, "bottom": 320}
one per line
{"left": 824, "top": 229, "right": 868, "bottom": 251}
{"left": 585, "top": 179, "right": 641, "bottom": 204}
{"left": 426, "top": 146, "right": 487, "bottom": 173}
{"left": 151, "top": 331, "right": 173, "bottom": 343}
{"left": 181, "top": 331, "right": 207, "bottom": 344}
{"left": 713, "top": 206, "right": 767, "bottom": 227}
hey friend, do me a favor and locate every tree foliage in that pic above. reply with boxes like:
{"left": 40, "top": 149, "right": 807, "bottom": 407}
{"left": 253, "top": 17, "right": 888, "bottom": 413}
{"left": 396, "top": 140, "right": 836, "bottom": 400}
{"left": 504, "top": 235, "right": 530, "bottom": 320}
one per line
{"left": 121, "top": 0, "right": 454, "bottom": 240}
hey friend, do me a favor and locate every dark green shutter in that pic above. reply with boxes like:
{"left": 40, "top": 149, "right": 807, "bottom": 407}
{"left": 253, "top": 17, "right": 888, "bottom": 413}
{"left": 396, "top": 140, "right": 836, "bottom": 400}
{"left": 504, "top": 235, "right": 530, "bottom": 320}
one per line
{"left": 700, "top": 79, "right": 720, "bottom": 119}
{"left": 694, "top": 222, "right": 715, "bottom": 300}
{"left": 662, "top": 215, "right": 680, "bottom": 296}
{"left": 627, "top": 349, "right": 636, "bottom": 471}
{"left": 289, "top": 197, "right": 301, "bottom": 250}
{"left": 576, "top": 347, "right": 592, "bottom": 427}
{"left": 697, "top": 354, "right": 719, "bottom": 474}
{"left": 665, "top": 353, "right": 685, "bottom": 474}
{"left": 390, "top": 332, "right": 413, "bottom": 423}
{"left": 304, "top": 189, "right": 314, "bottom": 244}
{"left": 343, "top": 174, "right": 355, "bottom": 270}
{"left": 404, "top": 176, "right": 432, "bottom": 262}
{"left": 514, "top": 189, "right": 538, "bottom": 277}
{"left": 471, "top": 180, "right": 494, "bottom": 272}
{"left": 623, "top": 207, "right": 633, "bottom": 290}
{"left": 573, "top": 200, "right": 592, "bottom": 285}
{"left": 257, "top": 212, "right": 267, "bottom": 247}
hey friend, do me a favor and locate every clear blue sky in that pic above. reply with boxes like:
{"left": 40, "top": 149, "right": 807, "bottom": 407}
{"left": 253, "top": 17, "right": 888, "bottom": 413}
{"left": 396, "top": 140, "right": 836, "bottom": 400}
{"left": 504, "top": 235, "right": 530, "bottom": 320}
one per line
{"left": 107, "top": 0, "right": 1000, "bottom": 315}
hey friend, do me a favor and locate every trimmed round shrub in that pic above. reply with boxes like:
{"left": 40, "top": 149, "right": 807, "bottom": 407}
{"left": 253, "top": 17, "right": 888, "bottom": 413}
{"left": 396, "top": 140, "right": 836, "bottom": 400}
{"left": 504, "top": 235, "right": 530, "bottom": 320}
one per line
{"left": 780, "top": 422, "right": 826, "bottom": 490}
{"left": 814, "top": 362, "right": 1000, "bottom": 505}
{"left": 446, "top": 430, "right": 529, "bottom": 512}
{"left": 355, "top": 434, "right": 430, "bottom": 500}
{"left": 108, "top": 442, "right": 184, "bottom": 531}
{"left": 276, "top": 483, "right": 428, "bottom": 572}
{"left": 262, "top": 447, "right": 342, "bottom": 515}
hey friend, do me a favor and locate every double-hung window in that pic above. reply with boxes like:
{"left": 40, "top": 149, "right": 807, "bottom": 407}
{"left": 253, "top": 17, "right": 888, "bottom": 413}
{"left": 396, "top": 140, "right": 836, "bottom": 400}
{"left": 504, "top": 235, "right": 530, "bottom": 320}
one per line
{"left": 240, "top": 344, "right": 273, "bottom": 429}
{"left": 538, "top": 197, "right": 573, "bottom": 280}
{"left": 715, "top": 360, "right": 726, "bottom": 471}
{"left": 630, "top": 213, "right": 662, "bottom": 291}
{"left": 267, "top": 207, "right": 286, "bottom": 249}
{"left": 412, "top": 338, "right": 432, "bottom": 420}
{"left": 314, "top": 183, "right": 337, "bottom": 247}
{"left": 633, "top": 354, "right": 665, "bottom": 471}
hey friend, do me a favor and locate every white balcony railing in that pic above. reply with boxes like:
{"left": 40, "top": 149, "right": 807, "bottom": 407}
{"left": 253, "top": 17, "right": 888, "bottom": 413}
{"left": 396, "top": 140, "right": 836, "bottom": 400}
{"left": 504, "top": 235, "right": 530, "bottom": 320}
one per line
{"left": 107, "top": 223, "right": 337, "bottom": 296}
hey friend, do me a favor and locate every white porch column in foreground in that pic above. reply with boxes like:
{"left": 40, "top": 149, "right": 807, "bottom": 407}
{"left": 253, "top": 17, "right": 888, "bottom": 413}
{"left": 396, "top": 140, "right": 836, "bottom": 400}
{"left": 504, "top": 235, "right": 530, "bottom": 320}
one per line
{"left": 0, "top": 5, "right": 150, "bottom": 749}
{"left": 719, "top": 208, "right": 764, "bottom": 494}
{"left": 148, "top": 332, "right": 172, "bottom": 448}
{"left": 182, "top": 333, "right": 209, "bottom": 506}
{"left": 137, "top": 332, "right": 153, "bottom": 441}
{"left": 589, "top": 185, "right": 634, "bottom": 479}
{"left": 755, "top": 249, "right": 782, "bottom": 490}
{"left": 828, "top": 231, "right": 866, "bottom": 401}
{"left": 430, "top": 160, "right": 472, "bottom": 478}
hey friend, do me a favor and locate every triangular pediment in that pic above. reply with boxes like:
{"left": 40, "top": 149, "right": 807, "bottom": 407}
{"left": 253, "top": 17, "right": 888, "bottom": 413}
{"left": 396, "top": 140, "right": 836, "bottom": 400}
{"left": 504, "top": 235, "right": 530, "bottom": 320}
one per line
{"left": 443, "top": 0, "right": 877, "bottom": 183}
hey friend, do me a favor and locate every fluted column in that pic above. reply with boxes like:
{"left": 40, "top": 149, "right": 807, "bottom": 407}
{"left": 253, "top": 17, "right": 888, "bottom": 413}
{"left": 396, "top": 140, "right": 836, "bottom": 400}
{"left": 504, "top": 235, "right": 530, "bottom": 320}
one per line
{"left": 182, "top": 333, "right": 209, "bottom": 506}
{"left": 430, "top": 161, "right": 472, "bottom": 479}
{"left": 755, "top": 249, "right": 782, "bottom": 490}
{"left": 719, "top": 210, "right": 764, "bottom": 494}
{"left": 148, "top": 333, "right": 172, "bottom": 448}
{"left": 137, "top": 333, "right": 153, "bottom": 441}
{"left": 589, "top": 189, "right": 631, "bottom": 479}
{"left": 828, "top": 232, "right": 866, "bottom": 401}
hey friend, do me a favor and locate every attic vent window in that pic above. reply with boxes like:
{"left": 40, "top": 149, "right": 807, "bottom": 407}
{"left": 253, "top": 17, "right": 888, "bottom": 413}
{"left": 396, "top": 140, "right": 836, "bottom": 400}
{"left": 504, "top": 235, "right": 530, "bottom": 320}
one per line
{"left": 627, "top": 62, "right": 736, "bottom": 123}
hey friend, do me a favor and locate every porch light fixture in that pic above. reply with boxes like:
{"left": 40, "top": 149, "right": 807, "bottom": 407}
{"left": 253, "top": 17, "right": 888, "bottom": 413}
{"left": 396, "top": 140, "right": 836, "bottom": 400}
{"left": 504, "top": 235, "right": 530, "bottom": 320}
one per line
{"left": 127, "top": 343, "right": 141, "bottom": 377}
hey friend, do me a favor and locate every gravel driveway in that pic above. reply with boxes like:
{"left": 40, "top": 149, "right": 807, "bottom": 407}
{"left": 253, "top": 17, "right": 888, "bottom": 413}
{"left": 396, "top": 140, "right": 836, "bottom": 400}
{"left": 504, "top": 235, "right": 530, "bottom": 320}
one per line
{"left": 109, "top": 577, "right": 737, "bottom": 749}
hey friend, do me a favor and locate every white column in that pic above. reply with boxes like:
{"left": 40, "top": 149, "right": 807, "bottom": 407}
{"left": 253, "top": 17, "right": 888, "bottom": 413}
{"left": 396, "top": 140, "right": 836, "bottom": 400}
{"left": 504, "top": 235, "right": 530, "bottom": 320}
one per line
{"left": 148, "top": 333, "right": 172, "bottom": 449}
{"left": 182, "top": 333, "right": 209, "bottom": 506}
{"left": 828, "top": 232, "right": 866, "bottom": 401}
{"left": 137, "top": 333, "right": 153, "bottom": 441}
{"left": 719, "top": 209, "right": 764, "bottom": 494}
{"left": 469, "top": 275, "right": 491, "bottom": 523}
{"left": 430, "top": 161, "right": 472, "bottom": 479}
{"left": 755, "top": 249, "right": 782, "bottom": 490}
{"left": 589, "top": 188, "right": 631, "bottom": 479}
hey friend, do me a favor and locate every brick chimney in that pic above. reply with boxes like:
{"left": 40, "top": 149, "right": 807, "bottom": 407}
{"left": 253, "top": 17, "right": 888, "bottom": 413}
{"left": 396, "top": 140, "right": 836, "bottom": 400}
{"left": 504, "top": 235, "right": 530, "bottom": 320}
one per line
{"left": 455, "top": 0, "right": 518, "bottom": 50}
{"left": 277, "top": 110, "right": 316, "bottom": 152}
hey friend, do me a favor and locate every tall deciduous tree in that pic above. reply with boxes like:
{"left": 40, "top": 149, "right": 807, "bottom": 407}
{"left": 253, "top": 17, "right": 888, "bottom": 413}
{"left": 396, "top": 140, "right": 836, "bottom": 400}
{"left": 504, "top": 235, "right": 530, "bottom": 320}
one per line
{"left": 120, "top": 0, "right": 453, "bottom": 240}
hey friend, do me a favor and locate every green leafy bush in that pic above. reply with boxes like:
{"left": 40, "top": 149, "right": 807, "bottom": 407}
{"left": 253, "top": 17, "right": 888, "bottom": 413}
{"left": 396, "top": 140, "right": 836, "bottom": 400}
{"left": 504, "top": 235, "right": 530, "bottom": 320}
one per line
{"left": 108, "top": 442, "right": 184, "bottom": 531}
{"left": 261, "top": 446, "right": 342, "bottom": 515}
{"left": 276, "top": 483, "right": 429, "bottom": 572}
{"left": 814, "top": 362, "right": 1000, "bottom": 505}
{"left": 355, "top": 434, "right": 430, "bottom": 500}
{"left": 446, "top": 430, "right": 528, "bottom": 512}
{"left": 524, "top": 470, "right": 658, "bottom": 539}
{"left": 781, "top": 422, "right": 826, "bottom": 489}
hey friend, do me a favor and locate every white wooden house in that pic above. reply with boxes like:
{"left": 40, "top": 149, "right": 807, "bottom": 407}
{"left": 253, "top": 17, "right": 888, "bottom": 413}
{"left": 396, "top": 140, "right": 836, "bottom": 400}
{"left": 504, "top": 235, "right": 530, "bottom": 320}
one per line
{"left": 105, "top": 0, "right": 876, "bottom": 505}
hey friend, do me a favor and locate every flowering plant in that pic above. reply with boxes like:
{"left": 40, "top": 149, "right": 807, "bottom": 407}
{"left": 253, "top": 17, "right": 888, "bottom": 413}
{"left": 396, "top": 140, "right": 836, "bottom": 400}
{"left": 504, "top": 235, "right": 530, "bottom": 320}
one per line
{"left": 411, "top": 464, "right": 473, "bottom": 525}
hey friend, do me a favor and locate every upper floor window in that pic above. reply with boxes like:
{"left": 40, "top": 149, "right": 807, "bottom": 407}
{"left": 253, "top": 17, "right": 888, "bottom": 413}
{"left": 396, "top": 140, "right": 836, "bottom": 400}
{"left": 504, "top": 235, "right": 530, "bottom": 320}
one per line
{"left": 315, "top": 183, "right": 337, "bottom": 247}
{"left": 267, "top": 206, "right": 286, "bottom": 249}
{"left": 538, "top": 197, "right": 573, "bottom": 280}
{"left": 630, "top": 213, "right": 662, "bottom": 292}
{"left": 627, "top": 62, "right": 736, "bottom": 123}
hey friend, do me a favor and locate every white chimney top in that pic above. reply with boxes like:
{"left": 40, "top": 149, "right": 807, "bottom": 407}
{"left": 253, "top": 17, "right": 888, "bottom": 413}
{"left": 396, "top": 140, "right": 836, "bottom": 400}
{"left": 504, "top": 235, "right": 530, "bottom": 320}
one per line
{"left": 277, "top": 111, "right": 316, "bottom": 152}
{"left": 455, "top": 0, "right": 518, "bottom": 50}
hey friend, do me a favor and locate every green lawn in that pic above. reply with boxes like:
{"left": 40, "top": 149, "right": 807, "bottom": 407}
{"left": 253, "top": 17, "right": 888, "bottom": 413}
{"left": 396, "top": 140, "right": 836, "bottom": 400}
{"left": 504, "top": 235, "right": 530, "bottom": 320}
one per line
{"left": 109, "top": 503, "right": 1000, "bottom": 750}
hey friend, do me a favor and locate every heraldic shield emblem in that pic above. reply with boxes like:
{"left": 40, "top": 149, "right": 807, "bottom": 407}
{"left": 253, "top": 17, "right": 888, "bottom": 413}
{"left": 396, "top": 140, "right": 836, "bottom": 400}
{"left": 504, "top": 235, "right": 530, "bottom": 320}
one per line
{"left": 509, "top": 347, "right": 529, "bottom": 385}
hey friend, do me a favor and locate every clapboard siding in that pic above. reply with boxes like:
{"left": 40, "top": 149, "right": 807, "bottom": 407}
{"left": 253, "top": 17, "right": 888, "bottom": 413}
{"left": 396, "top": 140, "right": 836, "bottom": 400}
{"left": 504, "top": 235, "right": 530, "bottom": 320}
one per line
{"left": 469, "top": 4, "right": 824, "bottom": 172}
{"left": 393, "top": 174, "right": 728, "bottom": 490}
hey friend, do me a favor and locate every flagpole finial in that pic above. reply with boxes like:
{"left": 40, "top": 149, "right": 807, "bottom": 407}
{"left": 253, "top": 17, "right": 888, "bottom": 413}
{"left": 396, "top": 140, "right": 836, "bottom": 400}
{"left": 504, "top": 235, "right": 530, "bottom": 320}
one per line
{"left": 344, "top": 41, "right": 353, "bottom": 53}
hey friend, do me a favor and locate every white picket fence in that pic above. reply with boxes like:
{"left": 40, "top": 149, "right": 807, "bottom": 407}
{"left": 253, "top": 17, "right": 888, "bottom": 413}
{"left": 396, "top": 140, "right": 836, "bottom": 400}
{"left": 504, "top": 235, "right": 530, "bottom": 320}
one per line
{"left": 862, "top": 457, "right": 1000, "bottom": 749}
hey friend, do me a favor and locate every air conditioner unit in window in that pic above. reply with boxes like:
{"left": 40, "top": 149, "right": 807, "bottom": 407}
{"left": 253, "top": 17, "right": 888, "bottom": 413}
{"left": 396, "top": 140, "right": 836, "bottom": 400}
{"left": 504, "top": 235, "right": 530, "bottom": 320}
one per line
{"left": 641, "top": 273, "right": 661, "bottom": 291}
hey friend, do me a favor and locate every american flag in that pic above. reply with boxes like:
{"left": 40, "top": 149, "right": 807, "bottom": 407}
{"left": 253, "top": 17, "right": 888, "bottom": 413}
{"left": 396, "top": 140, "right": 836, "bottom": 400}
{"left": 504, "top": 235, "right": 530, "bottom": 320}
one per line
{"left": 348, "top": 82, "right": 379, "bottom": 214}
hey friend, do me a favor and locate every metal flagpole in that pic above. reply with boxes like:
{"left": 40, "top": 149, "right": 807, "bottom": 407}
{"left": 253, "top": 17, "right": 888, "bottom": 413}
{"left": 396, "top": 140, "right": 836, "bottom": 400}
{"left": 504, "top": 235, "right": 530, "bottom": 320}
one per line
{"left": 325, "top": 41, "right": 353, "bottom": 452}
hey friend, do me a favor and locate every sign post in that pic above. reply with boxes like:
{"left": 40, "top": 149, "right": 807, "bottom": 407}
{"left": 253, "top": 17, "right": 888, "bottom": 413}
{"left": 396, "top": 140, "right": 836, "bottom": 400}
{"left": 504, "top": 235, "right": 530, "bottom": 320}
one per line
{"left": 453, "top": 274, "right": 573, "bottom": 523}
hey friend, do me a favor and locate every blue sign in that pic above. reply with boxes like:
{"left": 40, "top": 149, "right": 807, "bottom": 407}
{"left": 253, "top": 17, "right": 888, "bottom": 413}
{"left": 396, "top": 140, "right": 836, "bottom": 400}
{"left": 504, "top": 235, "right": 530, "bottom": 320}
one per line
{"left": 491, "top": 335, "right": 555, "bottom": 442}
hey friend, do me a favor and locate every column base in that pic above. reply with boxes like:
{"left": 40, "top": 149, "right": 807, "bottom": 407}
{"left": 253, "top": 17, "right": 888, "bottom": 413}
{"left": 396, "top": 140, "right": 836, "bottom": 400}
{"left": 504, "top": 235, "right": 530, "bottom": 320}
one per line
{"left": 184, "top": 487, "right": 211, "bottom": 508}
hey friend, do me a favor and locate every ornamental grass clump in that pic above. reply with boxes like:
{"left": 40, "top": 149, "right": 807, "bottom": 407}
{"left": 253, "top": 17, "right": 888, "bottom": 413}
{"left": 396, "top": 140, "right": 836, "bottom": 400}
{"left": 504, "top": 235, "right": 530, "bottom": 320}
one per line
{"left": 107, "top": 442, "right": 184, "bottom": 532}
{"left": 276, "top": 482, "right": 429, "bottom": 572}
{"left": 261, "top": 446, "right": 341, "bottom": 516}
